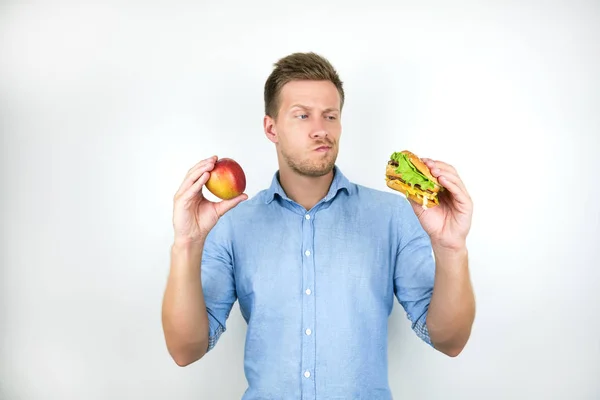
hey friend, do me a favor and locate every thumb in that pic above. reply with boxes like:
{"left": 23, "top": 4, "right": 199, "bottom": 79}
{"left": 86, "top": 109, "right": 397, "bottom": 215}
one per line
{"left": 214, "top": 193, "right": 249, "bottom": 217}
{"left": 407, "top": 197, "right": 427, "bottom": 218}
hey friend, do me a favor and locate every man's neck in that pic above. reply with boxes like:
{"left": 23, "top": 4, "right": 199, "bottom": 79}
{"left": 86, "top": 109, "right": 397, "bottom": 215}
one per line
{"left": 278, "top": 167, "right": 335, "bottom": 211}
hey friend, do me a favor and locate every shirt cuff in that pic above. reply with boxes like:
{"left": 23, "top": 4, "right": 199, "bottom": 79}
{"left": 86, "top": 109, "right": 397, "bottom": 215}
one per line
{"left": 411, "top": 311, "right": 433, "bottom": 346}
{"left": 206, "top": 310, "right": 227, "bottom": 352}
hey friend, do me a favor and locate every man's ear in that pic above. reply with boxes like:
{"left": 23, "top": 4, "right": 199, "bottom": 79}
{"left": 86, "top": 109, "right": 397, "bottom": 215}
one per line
{"left": 264, "top": 115, "right": 278, "bottom": 144}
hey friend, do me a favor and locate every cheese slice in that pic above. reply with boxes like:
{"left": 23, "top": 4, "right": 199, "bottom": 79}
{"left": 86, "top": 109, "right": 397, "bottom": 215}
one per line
{"left": 387, "top": 176, "right": 437, "bottom": 206}
{"left": 401, "top": 183, "right": 434, "bottom": 200}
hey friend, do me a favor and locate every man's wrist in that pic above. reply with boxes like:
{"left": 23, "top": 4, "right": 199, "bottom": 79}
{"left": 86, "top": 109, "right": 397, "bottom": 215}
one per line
{"left": 173, "top": 236, "right": 205, "bottom": 252}
{"left": 432, "top": 242, "right": 468, "bottom": 264}
{"left": 171, "top": 239, "right": 205, "bottom": 269}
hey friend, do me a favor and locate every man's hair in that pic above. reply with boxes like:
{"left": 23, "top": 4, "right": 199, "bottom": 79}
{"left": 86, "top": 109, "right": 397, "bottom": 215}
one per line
{"left": 264, "top": 52, "right": 345, "bottom": 119}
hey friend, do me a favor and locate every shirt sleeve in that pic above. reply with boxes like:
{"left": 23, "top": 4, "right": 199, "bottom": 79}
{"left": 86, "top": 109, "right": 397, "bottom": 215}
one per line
{"left": 393, "top": 203, "right": 436, "bottom": 346}
{"left": 200, "top": 216, "right": 237, "bottom": 352}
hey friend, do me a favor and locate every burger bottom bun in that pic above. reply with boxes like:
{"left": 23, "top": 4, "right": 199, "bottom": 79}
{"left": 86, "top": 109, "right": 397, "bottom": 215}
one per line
{"left": 385, "top": 177, "right": 440, "bottom": 208}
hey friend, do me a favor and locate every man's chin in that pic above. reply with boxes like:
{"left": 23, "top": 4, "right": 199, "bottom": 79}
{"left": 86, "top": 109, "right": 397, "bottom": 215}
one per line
{"left": 293, "top": 162, "right": 335, "bottom": 177}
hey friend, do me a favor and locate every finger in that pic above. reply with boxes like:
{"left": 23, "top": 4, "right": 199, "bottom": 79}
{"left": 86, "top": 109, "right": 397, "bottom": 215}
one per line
{"left": 187, "top": 155, "right": 217, "bottom": 175}
{"left": 421, "top": 157, "right": 470, "bottom": 203}
{"left": 176, "top": 156, "right": 217, "bottom": 193}
{"left": 423, "top": 160, "right": 467, "bottom": 193}
{"left": 433, "top": 167, "right": 468, "bottom": 194}
{"left": 423, "top": 159, "right": 457, "bottom": 175}
{"left": 437, "top": 173, "right": 471, "bottom": 206}
{"left": 176, "top": 159, "right": 216, "bottom": 196}
{"left": 181, "top": 171, "right": 211, "bottom": 201}
{"left": 214, "top": 193, "right": 249, "bottom": 217}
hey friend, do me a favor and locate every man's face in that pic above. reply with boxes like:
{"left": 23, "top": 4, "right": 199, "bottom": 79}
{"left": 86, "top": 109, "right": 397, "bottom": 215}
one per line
{"left": 265, "top": 80, "right": 342, "bottom": 177}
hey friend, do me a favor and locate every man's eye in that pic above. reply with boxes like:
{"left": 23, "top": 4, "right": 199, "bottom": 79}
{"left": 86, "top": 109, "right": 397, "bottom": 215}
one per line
{"left": 297, "top": 114, "right": 308, "bottom": 119}
{"left": 327, "top": 116, "right": 337, "bottom": 120}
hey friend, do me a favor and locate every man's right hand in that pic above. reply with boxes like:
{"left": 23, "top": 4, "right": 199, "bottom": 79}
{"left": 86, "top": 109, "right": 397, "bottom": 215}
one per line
{"left": 172, "top": 155, "right": 248, "bottom": 246}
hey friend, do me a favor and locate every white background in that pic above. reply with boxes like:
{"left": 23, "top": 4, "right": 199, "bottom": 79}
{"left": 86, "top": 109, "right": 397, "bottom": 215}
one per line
{"left": 1, "top": 1, "right": 599, "bottom": 399}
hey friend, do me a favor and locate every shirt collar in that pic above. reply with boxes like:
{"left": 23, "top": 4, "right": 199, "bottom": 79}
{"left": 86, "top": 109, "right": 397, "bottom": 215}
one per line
{"left": 264, "top": 165, "right": 351, "bottom": 205}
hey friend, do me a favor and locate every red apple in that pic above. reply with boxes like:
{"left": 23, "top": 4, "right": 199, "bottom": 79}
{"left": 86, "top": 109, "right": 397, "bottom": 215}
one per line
{"left": 205, "top": 157, "right": 247, "bottom": 200}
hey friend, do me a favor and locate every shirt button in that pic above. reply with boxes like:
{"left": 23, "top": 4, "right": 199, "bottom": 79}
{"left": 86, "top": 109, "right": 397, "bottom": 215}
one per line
{"left": 305, "top": 214, "right": 310, "bottom": 220}
{"left": 305, "top": 250, "right": 311, "bottom": 256}
{"left": 305, "top": 289, "right": 311, "bottom": 295}
{"left": 304, "top": 370, "right": 311, "bottom": 378}
{"left": 305, "top": 328, "right": 312, "bottom": 335}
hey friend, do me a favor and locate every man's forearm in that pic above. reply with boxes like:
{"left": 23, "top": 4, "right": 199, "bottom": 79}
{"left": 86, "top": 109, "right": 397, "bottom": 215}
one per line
{"left": 426, "top": 245, "right": 475, "bottom": 356}
{"left": 161, "top": 240, "right": 210, "bottom": 366}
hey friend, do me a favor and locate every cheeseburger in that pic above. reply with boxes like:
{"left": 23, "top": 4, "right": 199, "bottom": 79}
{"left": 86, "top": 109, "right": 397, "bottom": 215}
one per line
{"left": 385, "top": 150, "right": 444, "bottom": 208}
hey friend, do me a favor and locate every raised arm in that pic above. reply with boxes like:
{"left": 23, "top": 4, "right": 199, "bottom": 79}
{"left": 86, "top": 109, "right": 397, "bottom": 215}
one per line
{"left": 407, "top": 157, "right": 476, "bottom": 356}
{"left": 161, "top": 156, "right": 247, "bottom": 366}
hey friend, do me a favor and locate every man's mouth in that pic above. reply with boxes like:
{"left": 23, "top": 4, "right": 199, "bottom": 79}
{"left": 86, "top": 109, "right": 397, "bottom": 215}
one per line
{"left": 315, "top": 145, "right": 331, "bottom": 152}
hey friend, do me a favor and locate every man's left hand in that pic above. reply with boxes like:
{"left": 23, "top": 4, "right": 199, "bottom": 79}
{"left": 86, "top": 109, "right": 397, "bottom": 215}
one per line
{"left": 408, "top": 158, "right": 473, "bottom": 251}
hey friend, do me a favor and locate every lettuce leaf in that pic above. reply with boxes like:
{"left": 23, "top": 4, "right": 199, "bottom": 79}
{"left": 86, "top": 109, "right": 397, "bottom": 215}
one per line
{"left": 390, "top": 152, "right": 435, "bottom": 191}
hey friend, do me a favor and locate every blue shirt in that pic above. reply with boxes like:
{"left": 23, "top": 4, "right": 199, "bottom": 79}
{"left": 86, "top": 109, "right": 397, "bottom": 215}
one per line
{"left": 201, "top": 165, "right": 436, "bottom": 399}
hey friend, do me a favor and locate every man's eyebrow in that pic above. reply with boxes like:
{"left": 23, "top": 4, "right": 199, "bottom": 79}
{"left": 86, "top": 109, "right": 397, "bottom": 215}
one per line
{"left": 289, "top": 104, "right": 339, "bottom": 113}
{"left": 289, "top": 104, "right": 311, "bottom": 110}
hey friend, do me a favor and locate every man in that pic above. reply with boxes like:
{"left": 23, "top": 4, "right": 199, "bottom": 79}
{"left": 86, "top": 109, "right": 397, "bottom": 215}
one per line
{"left": 162, "top": 52, "right": 476, "bottom": 399}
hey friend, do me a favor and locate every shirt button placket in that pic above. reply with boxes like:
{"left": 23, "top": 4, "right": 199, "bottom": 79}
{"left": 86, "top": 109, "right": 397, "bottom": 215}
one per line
{"left": 301, "top": 212, "right": 316, "bottom": 399}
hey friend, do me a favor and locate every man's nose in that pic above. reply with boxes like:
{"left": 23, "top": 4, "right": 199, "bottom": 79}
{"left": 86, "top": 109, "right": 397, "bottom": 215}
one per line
{"left": 310, "top": 118, "right": 328, "bottom": 138}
